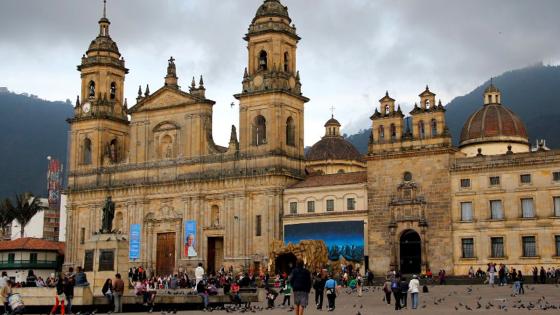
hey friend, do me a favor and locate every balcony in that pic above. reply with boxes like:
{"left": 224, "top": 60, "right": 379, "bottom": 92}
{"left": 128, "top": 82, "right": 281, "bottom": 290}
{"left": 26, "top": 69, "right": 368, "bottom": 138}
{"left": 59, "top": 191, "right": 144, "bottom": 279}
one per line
{"left": 0, "top": 260, "right": 58, "bottom": 269}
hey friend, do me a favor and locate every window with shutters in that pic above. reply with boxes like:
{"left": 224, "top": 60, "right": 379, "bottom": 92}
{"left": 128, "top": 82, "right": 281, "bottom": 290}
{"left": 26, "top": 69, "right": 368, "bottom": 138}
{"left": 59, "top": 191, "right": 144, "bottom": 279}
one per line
{"left": 520, "top": 174, "right": 531, "bottom": 184}
{"left": 253, "top": 115, "right": 267, "bottom": 146}
{"left": 490, "top": 200, "right": 504, "bottom": 220}
{"left": 522, "top": 236, "right": 537, "bottom": 257}
{"left": 289, "top": 202, "right": 298, "bottom": 214}
{"left": 460, "top": 178, "right": 471, "bottom": 188}
{"left": 460, "top": 202, "right": 473, "bottom": 221}
{"left": 489, "top": 176, "right": 500, "bottom": 186}
{"left": 555, "top": 236, "right": 560, "bottom": 257}
{"left": 521, "top": 198, "right": 535, "bottom": 218}
{"left": 347, "top": 198, "right": 356, "bottom": 210}
{"left": 554, "top": 197, "right": 560, "bottom": 217}
{"left": 461, "top": 238, "right": 474, "bottom": 258}
{"left": 326, "top": 200, "right": 334, "bottom": 212}
{"left": 307, "top": 201, "right": 315, "bottom": 213}
{"left": 491, "top": 237, "right": 504, "bottom": 258}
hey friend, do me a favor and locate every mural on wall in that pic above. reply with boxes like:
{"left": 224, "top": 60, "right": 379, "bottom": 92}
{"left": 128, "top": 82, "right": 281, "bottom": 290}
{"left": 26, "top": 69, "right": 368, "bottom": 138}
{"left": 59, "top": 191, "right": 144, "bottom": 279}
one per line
{"left": 184, "top": 220, "right": 197, "bottom": 257}
{"left": 284, "top": 221, "right": 364, "bottom": 262}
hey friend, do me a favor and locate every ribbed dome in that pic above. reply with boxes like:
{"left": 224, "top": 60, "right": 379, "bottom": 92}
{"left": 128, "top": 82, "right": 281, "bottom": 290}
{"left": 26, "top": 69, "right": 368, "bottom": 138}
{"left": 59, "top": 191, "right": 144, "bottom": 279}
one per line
{"left": 253, "top": 0, "right": 291, "bottom": 23}
{"left": 88, "top": 35, "right": 120, "bottom": 55}
{"left": 460, "top": 103, "right": 529, "bottom": 147}
{"left": 324, "top": 117, "right": 341, "bottom": 127}
{"left": 306, "top": 136, "right": 364, "bottom": 162}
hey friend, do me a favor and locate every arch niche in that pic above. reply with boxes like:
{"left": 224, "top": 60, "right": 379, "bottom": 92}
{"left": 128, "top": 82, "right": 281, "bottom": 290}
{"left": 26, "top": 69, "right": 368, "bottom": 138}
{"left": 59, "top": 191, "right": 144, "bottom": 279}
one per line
{"left": 399, "top": 229, "right": 421, "bottom": 274}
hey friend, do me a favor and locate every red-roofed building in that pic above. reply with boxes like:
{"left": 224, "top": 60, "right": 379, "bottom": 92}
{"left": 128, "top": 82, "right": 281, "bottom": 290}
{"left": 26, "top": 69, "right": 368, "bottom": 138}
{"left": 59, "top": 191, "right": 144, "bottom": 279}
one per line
{"left": 0, "top": 238, "right": 64, "bottom": 284}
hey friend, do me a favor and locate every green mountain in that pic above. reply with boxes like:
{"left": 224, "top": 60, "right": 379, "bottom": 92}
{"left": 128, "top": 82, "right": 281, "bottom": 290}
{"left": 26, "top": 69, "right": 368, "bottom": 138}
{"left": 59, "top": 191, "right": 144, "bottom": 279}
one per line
{"left": 0, "top": 89, "right": 73, "bottom": 199}
{"left": 345, "top": 64, "right": 560, "bottom": 153}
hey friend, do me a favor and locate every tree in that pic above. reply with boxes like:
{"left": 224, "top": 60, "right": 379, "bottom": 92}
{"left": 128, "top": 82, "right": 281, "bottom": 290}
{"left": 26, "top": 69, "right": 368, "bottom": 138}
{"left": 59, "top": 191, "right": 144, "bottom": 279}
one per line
{"left": 0, "top": 198, "right": 15, "bottom": 238}
{"left": 4, "top": 193, "right": 46, "bottom": 238}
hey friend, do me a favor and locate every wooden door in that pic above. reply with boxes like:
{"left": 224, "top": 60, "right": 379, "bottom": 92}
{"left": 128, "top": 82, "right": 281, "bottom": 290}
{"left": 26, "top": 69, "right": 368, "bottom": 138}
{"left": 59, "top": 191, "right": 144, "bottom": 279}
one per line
{"left": 156, "top": 233, "right": 176, "bottom": 276}
{"left": 207, "top": 237, "right": 224, "bottom": 275}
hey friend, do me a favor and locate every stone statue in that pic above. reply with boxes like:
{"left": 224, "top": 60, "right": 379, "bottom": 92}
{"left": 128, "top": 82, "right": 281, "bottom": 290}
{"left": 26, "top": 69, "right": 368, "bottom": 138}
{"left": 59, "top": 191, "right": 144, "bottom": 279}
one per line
{"left": 101, "top": 196, "right": 115, "bottom": 233}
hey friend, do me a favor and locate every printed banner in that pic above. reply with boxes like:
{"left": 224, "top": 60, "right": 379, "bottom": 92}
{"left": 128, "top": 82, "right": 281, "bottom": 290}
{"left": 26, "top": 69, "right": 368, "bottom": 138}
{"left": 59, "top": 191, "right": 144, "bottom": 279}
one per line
{"left": 47, "top": 158, "right": 63, "bottom": 209}
{"left": 284, "top": 221, "right": 364, "bottom": 262}
{"left": 129, "top": 224, "right": 141, "bottom": 260}
{"left": 184, "top": 220, "right": 197, "bottom": 257}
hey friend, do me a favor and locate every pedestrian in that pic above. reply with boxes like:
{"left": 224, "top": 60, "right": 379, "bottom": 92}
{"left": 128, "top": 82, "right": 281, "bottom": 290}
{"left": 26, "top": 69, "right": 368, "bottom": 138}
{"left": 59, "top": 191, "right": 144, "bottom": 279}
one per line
{"left": 400, "top": 276, "right": 409, "bottom": 309}
{"left": 65, "top": 272, "right": 75, "bottom": 315}
{"left": 195, "top": 263, "right": 205, "bottom": 287}
{"left": 391, "top": 274, "right": 401, "bottom": 310}
{"left": 265, "top": 287, "right": 278, "bottom": 309}
{"left": 312, "top": 272, "right": 326, "bottom": 310}
{"left": 1, "top": 279, "right": 12, "bottom": 314}
{"left": 438, "top": 270, "right": 446, "bottom": 285}
{"left": 324, "top": 274, "right": 337, "bottom": 311}
{"left": 488, "top": 263, "right": 496, "bottom": 287}
{"left": 289, "top": 260, "right": 312, "bottom": 315}
{"left": 196, "top": 280, "right": 209, "bottom": 310}
{"left": 532, "top": 266, "right": 538, "bottom": 284}
{"left": 540, "top": 267, "right": 547, "bottom": 284}
{"left": 408, "top": 275, "right": 420, "bottom": 310}
{"left": 49, "top": 274, "right": 66, "bottom": 315}
{"left": 367, "top": 270, "right": 374, "bottom": 286}
{"left": 281, "top": 281, "right": 292, "bottom": 307}
{"left": 382, "top": 277, "right": 392, "bottom": 304}
{"left": 112, "top": 273, "right": 124, "bottom": 313}
{"left": 101, "top": 279, "right": 114, "bottom": 306}
{"left": 517, "top": 270, "right": 525, "bottom": 295}
{"left": 356, "top": 274, "right": 363, "bottom": 297}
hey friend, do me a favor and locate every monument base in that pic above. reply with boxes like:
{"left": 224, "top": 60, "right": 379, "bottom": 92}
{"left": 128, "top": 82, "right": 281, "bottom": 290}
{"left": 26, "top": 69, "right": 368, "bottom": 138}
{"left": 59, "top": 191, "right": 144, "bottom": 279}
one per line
{"left": 82, "top": 233, "right": 129, "bottom": 292}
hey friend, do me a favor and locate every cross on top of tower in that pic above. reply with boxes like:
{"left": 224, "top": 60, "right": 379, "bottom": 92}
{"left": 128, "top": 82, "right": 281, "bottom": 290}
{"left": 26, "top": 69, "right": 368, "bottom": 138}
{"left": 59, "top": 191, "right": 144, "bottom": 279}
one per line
{"left": 330, "top": 105, "right": 336, "bottom": 118}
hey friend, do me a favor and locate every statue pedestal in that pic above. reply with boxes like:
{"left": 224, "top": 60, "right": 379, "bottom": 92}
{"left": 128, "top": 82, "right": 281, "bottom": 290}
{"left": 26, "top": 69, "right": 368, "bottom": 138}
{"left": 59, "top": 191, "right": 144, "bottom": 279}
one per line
{"left": 83, "top": 233, "right": 129, "bottom": 292}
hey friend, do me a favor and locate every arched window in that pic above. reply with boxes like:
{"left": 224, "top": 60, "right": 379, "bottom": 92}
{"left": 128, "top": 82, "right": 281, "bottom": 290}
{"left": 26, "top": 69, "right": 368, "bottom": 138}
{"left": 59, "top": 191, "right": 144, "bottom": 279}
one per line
{"left": 418, "top": 121, "right": 425, "bottom": 139}
{"left": 253, "top": 115, "right": 267, "bottom": 146}
{"left": 88, "top": 81, "right": 95, "bottom": 98}
{"left": 379, "top": 125, "right": 385, "bottom": 140}
{"left": 390, "top": 124, "right": 397, "bottom": 141}
{"left": 211, "top": 205, "right": 220, "bottom": 227}
{"left": 259, "top": 50, "right": 268, "bottom": 71}
{"left": 337, "top": 169, "right": 345, "bottom": 174}
{"left": 83, "top": 138, "right": 92, "bottom": 164}
{"left": 425, "top": 99, "right": 430, "bottom": 109}
{"left": 286, "top": 117, "right": 295, "bottom": 146}
{"left": 110, "top": 82, "right": 116, "bottom": 100}
{"left": 431, "top": 119, "right": 437, "bottom": 137}
{"left": 284, "top": 52, "right": 289, "bottom": 72}
{"left": 385, "top": 105, "right": 390, "bottom": 115}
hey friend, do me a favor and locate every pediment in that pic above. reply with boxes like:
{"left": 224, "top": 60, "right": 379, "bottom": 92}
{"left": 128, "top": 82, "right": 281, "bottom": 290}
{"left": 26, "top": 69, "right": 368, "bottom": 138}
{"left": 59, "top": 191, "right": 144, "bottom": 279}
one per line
{"left": 128, "top": 87, "right": 201, "bottom": 114}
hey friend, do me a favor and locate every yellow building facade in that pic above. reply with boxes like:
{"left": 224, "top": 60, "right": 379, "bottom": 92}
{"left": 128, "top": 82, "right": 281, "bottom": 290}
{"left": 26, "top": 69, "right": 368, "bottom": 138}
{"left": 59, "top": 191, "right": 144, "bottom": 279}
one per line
{"left": 65, "top": 0, "right": 560, "bottom": 281}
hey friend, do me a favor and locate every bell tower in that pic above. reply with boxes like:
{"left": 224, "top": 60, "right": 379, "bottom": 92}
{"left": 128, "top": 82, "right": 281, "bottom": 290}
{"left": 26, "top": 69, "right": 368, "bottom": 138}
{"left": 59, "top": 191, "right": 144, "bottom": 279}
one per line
{"left": 235, "top": 0, "right": 309, "bottom": 158}
{"left": 67, "top": 0, "right": 129, "bottom": 173}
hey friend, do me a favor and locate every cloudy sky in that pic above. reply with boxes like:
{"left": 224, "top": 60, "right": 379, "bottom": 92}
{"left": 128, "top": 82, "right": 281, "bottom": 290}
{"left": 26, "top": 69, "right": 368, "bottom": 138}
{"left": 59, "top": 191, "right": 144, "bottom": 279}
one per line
{"left": 1, "top": 0, "right": 559, "bottom": 146}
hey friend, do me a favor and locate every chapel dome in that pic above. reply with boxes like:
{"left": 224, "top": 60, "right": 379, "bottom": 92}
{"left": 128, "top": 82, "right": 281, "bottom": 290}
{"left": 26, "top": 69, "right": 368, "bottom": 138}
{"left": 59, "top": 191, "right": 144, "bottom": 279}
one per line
{"left": 460, "top": 84, "right": 528, "bottom": 148}
{"left": 87, "top": 35, "right": 120, "bottom": 55}
{"left": 253, "top": 0, "right": 291, "bottom": 23}
{"left": 306, "top": 137, "right": 364, "bottom": 162}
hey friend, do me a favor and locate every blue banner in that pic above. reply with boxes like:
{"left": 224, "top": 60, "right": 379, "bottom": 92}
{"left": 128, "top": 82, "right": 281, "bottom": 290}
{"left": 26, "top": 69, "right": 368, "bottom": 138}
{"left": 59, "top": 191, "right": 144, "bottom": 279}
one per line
{"left": 129, "top": 224, "right": 141, "bottom": 260}
{"left": 184, "top": 220, "right": 197, "bottom": 257}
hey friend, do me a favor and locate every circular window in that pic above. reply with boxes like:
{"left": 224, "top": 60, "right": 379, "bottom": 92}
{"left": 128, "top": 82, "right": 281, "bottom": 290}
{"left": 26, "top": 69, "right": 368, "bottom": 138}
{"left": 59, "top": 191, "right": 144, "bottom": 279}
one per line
{"left": 403, "top": 172, "right": 413, "bottom": 181}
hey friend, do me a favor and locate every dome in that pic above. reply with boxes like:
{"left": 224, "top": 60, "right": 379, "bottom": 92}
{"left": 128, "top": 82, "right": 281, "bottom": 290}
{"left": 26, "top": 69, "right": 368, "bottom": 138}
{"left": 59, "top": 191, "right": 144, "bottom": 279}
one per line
{"left": 253, "top": 0, "right": 291, "bottom": 23}
{"left": 324, "top": 117, "right": 341, "bottom": 127}
{"left": 460, "top": 103, "right": 529, "bottom": 147}
{"left": 306, "top": 136, "right": 364, "bottom": 162}
{"left": 87, "top": 35, "right": 120, "bottom": 55}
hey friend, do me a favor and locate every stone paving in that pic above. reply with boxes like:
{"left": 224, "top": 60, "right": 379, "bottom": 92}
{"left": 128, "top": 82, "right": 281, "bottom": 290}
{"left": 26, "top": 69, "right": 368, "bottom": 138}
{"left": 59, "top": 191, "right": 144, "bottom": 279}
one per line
{"left": 119, "top": 284, "right": 560, "bottom": 315}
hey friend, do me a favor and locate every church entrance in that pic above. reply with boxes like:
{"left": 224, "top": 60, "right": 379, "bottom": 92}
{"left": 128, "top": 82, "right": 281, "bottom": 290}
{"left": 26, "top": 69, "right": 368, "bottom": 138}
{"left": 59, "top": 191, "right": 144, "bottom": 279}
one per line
{"left": 399, "top": 230, "right": 421, "bottom": 274}
{"left": 275, "top": 253, "right": 297, "bottom": 274}
{"left": 207, "top": 237, "right": 224, "bottom": 275}
{"left": 156, "top": 233, "right": 176, "bottom": 276}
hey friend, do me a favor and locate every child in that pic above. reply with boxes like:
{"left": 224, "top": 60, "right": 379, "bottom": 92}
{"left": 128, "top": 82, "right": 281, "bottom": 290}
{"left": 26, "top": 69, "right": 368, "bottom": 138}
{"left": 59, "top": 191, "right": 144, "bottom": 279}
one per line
{"left": 281, "top": 281, "right": 292, "bottom": 307}
{"left": 265, "top": 287, "right": 278, "bottom": 309}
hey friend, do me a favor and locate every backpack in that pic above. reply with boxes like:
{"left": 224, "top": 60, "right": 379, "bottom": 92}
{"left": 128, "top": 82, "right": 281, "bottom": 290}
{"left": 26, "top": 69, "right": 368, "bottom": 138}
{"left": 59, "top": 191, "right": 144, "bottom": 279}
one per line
{"left": 391, "top": 280, "right": 398, "bottom": 289}
{"left": 422, "top": 285, "right": 429, "bottom": 293}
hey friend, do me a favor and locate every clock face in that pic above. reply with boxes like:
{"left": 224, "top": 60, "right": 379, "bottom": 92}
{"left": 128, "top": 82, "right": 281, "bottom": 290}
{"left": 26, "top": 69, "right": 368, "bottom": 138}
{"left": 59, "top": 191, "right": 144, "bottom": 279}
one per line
{"left": 82, "top": 102, "right": 91, "bottom": 113}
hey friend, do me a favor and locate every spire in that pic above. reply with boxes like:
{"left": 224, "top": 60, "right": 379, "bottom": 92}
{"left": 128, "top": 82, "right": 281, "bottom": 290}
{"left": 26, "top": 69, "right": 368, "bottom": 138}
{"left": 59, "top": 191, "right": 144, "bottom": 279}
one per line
{"left": 243, "top": 67, "right": 248, "bottom": 78}
{"left": 137, "top": 85, "right": 142, "bottom": 97}
{"left": 229, "top": 125, "right": 238, "bottom": 143}
{"left": 199, "top": 75, "right": 204, "bottom": 88}
{"left": 98, "top": 0, "right": 110, "bottom": 37}
{"left": 75, "top": 95, "right": 80, "bottom": 108}
{"left": 191, "top": 77, "right": 196, "bottom": 88}
{"left": 144, "top": 84, "right": 150, "bottom": 97}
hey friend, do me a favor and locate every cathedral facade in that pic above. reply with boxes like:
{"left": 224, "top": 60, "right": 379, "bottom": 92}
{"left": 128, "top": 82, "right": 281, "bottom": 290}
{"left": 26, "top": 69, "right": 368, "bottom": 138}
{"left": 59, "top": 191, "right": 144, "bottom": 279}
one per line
{"left": 65, "top": 0, "right": 560, "bottom": 283}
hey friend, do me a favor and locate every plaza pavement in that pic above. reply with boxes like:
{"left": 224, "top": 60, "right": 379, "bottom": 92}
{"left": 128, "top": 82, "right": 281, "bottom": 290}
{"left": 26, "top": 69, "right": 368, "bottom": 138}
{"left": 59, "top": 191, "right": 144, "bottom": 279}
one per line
{"left": 118, "top": 284, "right": 560, "bottom": 315}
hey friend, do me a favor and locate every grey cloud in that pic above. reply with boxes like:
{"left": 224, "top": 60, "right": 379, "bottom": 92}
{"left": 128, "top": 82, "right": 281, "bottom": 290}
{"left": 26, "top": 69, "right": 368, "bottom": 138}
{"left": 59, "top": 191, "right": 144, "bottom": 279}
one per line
{"left": 1, "top": 0, "right": 559, "bottom": 144}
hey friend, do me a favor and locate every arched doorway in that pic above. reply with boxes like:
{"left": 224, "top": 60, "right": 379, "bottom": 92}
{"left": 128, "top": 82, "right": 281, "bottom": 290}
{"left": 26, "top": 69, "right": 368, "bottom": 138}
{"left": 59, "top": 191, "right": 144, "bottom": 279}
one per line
{"left": 275, "top": 253, "right": 297, "bottom": 274}
{"left": 400, "top": 230, "right": 421, "bottom": 274}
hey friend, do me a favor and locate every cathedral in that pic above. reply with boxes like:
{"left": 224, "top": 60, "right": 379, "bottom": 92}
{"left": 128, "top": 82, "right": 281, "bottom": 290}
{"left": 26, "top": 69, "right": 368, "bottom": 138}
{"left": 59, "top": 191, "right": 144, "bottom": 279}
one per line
{"left": 66, "top": 0, "right": 560, "bottom": 285}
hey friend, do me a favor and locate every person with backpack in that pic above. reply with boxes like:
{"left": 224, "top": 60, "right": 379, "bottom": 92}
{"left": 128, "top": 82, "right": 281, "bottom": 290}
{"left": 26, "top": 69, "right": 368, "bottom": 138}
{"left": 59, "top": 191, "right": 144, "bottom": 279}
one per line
{"left": 391, "top": 274, "right": 401, "bottom": 310}
{"left": 324, "top": 274, "right": 337, "bottom": 311}
{"left": 400, "top": 276, "right": 409, "bottom": 309}
{"left": 312, "top": 272, "right": 326, "bottom": 310}
{"left": 382, "top": 276, "right": 392, "bottom": 304}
